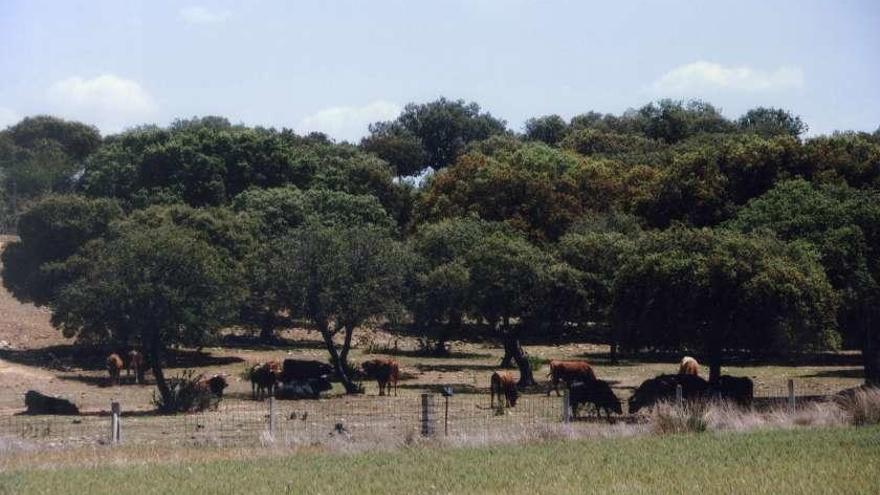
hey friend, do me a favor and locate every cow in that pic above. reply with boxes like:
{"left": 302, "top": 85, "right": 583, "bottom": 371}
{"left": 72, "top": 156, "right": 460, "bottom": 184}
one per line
{"left": 628, "top": 374, "right": 710, "bottom": 414}
{"left": 197, "top": 374, "right": 229, "bottom": 397}
{"left": 678, "top": 356, "right": 700, "bottom": 377}
{"left": 547, "top": 359, "right": 596, "bottom": 396}
{"left": 569, "top": 379, "right": 622, "bottom": 421}
{"left": 490, "top": 371, "right": 519, "bottom": 408}
{"left": 275, "top": 377, "right": 333, "bottom": 400}
{"left": 712, "top": 375, "right": 754, "bottom": 407}
{"left": 280, "top": 359, "right": 335, "bottom": 383}
{"left": 249, "top": 361, "right": 281, "bottom": 400}
{"left": 361, "top": 358, "right": 400, "bottom": 396}
{"left": 106, "top": 353, "right": 124, "bottom": 386}
{"left": 24, "top": 390, "right": 79, "bottom": 415}
{"left": 127, "top": 350, "right": 145, "bottom": 384}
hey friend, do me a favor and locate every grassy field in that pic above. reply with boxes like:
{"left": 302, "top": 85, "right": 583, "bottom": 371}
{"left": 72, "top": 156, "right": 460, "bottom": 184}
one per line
{"left": 1, "top": 426, "right": 878, "bottom": 494}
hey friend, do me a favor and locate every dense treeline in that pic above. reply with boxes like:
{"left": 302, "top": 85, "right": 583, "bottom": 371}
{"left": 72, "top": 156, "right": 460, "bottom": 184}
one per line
{"left": 2, "top": 99, "right": 879, "bottom": 401}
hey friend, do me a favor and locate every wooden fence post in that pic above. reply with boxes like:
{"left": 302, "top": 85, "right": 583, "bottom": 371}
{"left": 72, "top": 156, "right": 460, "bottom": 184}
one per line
{"left": 268, "top": 397, "right": 276, "bottom": 436}
{"left": 562, "top": 387, "right": 571, "bottom": 423}
{"left": 420, "top": 394, "right": 435, "bottom": 437}
{"left": 675, "top": 384, "right": 683, "bottom": 408}
{"left": 787, "top": 379, "right": 796, "bottom": 412}
{"left": 110, "top": 401, "right": 121, "bottom": 444}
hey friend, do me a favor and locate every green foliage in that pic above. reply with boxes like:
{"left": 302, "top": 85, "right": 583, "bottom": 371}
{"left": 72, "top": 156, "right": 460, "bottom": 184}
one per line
{"left": 151, "top": 370, "right": 220, "bottom": 414}
{"left": 50, "top": 222, "right": 244, "bottom": 346}
{"left": 523, "top": 115, "right": 567, "bottom": 145}
{"left": 368, "top": 97, "right": 507, "bottom": 173}
{"left": 612, "top": 227, "right": 839, "bottom": 378}
{"left": 360, "top": 121, "right": 428, "bottom": 177}
{"left": 1, "top": 195, "right": 123, "bottom": 305}
{"left": 738, "top": 107, "right": 808, "bottom": 138}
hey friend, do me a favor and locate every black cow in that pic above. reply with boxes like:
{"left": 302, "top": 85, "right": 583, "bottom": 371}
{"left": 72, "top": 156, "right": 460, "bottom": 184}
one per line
{"left": 24, "top": 390, "right": 79, "bottom": 415}
{"left": 275, "top": 377, "right": 333, "bottom": 400}
{"left": 628, "top": 374, "right": 710, "bottom": 414}
{"left": 281, "top": 359, "right": 334, "bottom": 383}
{"left": 711, "top": 375, "right": 754, "bottom": 407}
{"left": 569, "top": 379, "right": 622, "bottom": 421}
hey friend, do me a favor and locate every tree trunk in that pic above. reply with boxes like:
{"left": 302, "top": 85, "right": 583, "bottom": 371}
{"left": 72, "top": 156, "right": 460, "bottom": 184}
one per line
{"left": 499, "top": 318, "right": 535, "bottom": 387}
{"left": 338, "top": 324, "right": 355, "bottom": 366}
{"left": 318, "top": 322, "right": 359, "bottom": 394}
{"left": 258, "top": 312, "right": 276, "bottom": 343}
{"left": 148, "top": 335, "right": 172, "bottom": 409}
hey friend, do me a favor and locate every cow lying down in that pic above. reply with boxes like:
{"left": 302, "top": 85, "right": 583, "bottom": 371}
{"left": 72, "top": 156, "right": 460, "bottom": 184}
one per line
{"left": 275, "top": 377, "right": 333, "bottom": 400}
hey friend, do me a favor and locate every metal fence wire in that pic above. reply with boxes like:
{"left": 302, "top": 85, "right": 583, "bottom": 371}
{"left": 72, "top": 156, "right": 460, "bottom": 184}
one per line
{"left": 0, "top": 379, "right": 825, "bottom": 448}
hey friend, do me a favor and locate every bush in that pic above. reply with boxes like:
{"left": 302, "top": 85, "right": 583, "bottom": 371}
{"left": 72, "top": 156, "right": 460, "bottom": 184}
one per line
{"left": 648, "top": 402, "right": 708, "bottom": 434}
{"left": 835, "top": 386, "right": 880, "bottom": 426}
{"left": 152, "top": 370, "right": 218, "bottom": 414}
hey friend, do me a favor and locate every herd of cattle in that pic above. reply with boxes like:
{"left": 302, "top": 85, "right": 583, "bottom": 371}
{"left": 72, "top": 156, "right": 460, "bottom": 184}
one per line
{"left": 490, "top": 356, "right": 754, "bottom": 420}
{"left": 103, "top": 351, "right": 753, "bottom": 419}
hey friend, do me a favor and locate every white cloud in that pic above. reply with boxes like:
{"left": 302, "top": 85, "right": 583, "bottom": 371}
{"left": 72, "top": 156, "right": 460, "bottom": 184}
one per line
{"left": 0, "top": 107, "right": 20, "bottom": 129}
{"left": 179, "top": 6, "right": 231, "bottom": 25}
{"left": 298, "top": 100, "right": 401, "bottom": 142}
{"left": 47, "top": 74, "right": 157, "bottom": 133}
{"left": 651, "top": 61, "right": 804, "bottom": 94}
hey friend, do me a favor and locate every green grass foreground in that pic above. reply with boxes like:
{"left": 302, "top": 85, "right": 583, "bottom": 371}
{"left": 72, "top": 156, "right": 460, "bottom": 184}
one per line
{"left": 3, "top": 426, "right": 880, "bottom": 495}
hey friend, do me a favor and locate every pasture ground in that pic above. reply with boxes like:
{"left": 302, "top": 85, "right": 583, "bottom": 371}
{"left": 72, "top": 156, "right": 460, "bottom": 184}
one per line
{"left": 2, "top": 426, "right": 878, "bottom": 494}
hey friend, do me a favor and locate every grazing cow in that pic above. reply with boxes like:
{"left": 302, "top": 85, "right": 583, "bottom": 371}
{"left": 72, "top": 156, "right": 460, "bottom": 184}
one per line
{"left": 712, "top": 375, "right": 754, "bottom": 407}
{"left": 490, "top": 371, "right": 519, "bottom": 408}
{"left": 250, "top": 361, "right": 281, "bottom": 400}
{"left": 569, "top": 379, "right": 622, "bottom": 421}
{"left": 127, "top": 350, "right": 145, "bottom": 384}
{"left": 275, "top": 377, "right": 333, "bottom": 400}
{"left": 678, "top": 356, "right": 700, "bottom": 377}
{"left": 281, "top": 359, "right": 335, "bottom": 383}
{"left": 106, "top": 353, "right": 124, "bottom": 386}
{"left": 361, "top": 358, "right": 400, "bottom": 396}
{"left": 197, "top": 374, "right": 229, "bottom": 397}
{"left": 547, "top": 360, "right": 597, "bottom": 396}
{"left": 628, "top": 374, "right": 710, "bottom": 414}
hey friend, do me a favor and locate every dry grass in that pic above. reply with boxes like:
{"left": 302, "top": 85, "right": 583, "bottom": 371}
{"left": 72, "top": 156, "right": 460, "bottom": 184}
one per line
{"left": 834, "top": 386, "right": 880, "bottom": 425}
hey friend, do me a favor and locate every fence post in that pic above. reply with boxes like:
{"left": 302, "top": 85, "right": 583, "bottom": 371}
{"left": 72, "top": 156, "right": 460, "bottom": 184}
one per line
{"left": 110, "top": 401, "right": 121, "bottom": 444}
{"left": 268, "top": 397, "right": 276, "bottom": 436}
{"left": 420, "top": 394, "right": 435, "bottom": 437}
{"left": 675, "top": 384, "right": 683, "bottom": 408}
{"left": 787, "top": 379, "right": 795, "bottom": 412}
{"left": 562, "top": 387, "right": 571, "bottom": 423}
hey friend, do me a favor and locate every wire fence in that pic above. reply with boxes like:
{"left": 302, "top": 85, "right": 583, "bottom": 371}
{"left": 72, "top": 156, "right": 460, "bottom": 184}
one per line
{"left": 0, "top": 379, "right": 835, "bottom": 449}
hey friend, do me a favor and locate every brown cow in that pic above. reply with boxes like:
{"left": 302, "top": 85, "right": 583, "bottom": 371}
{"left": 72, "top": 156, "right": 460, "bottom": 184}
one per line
{"left": 197, "top": 374, "right": 229, "bottom": 397}
{"left": 490, "top": 371, "right": 518, "bottom": 408}
{"left": 362, "top": 358, "right": 400, "bottom": 396}
{"left": 678, "top": 356, "right": 700, "bottom": 376}
{"left": 249, "top": 361, "right": 281, "bottom": 400}
{"left": 106, "top": 353, "right": 124, "bottom": 386}
{"left": 547, "top": 360, "right": 596, "bottom": 396}
{"left": 127, "top": 350, "right": 145, "bottom": 384}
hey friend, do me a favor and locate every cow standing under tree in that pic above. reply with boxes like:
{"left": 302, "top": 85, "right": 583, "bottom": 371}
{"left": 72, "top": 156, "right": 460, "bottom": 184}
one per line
{"left": 362, "top": 358, "right": 400, "bottom": 396}
{"left": 678, "top": 356, "right": 700, "bottom": 376}
{"left": 106, "top": 353, "right": 124, "bottom": 386}
{"left": 127, "top": 350, "right": 145, "bottom": 384}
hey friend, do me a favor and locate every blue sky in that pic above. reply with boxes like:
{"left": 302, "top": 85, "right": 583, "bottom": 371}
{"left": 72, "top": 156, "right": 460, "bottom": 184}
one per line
{"left": 1, "top": 0, "right": 878, "bottom": 140}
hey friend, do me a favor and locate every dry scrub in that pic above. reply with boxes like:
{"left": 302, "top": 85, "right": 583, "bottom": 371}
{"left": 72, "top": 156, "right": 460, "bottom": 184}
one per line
{"left": 647, "top": 386, "right": 880, "bottom": 434}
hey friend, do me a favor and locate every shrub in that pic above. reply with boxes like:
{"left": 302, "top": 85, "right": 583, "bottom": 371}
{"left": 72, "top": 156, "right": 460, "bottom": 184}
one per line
{"left": 834, "top": 386, "right": 880, "bottom": 426}
{"left": 152, "top": 370, "right": 218, "bottom": 414}
{"left": 648, "top": 402, "right": 708, "bottom": 434}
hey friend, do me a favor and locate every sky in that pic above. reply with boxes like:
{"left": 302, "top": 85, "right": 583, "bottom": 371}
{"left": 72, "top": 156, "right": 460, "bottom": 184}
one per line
{"left": 1, "top": 0, "right": 878, "bottom": 140}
